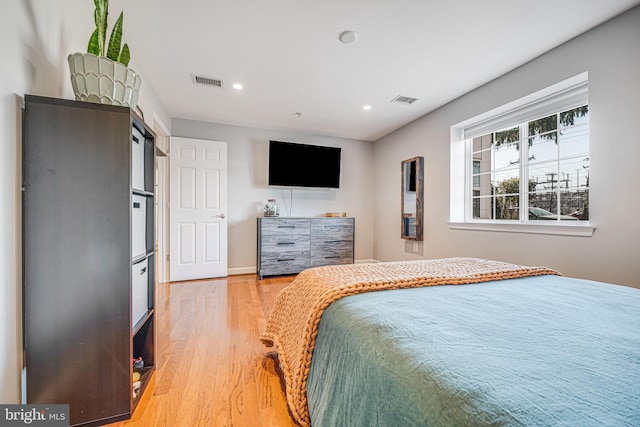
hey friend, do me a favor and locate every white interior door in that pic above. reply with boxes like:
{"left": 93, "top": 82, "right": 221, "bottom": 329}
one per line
{"left": 170, "top": 137, "right": 228, "bottom": 281}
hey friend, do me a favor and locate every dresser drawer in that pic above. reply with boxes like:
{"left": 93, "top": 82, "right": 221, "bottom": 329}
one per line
{"left": 262, "top": 234, "right": 311, "bottom": 253}
{"left": 311, "top": 218, "right": 354, "bottom": 240}
{"left": 310, "top": 247, "right": 353, "bottom": 267}
{"left": 260, "top": 250, "right": 310, "bottom": 276}
{"left": 310, "top": 237, "right": 353, "bottom": 252}
{"left": 260, "top": 218, "right": 310, "bottom": 236}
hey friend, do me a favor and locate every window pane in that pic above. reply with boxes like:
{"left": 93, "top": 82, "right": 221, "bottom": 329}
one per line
{"left": 560, "top": 106, "right": 589, "bottom": 129}
{"left": 473, "top": 150, "right": 491, "bottom": 176}
{"left": 528, "top": 191, "right": 559, "bottom": 219}
{"left": 493, "top": 142, "right": 519, "bottom": 170}
{"left": 529, "top": 114, "right": 557, "bottom": 137}
{"left": 561, "top": 189, "right": 589, "bottom": 220}
{"left": 560, "top": 190, "right": 589, "bottom": 219}
{"left": 493, "top": 127, "right": 519, "bottom": 147}
{"left": 495, "top": 195, "right": 519, "bottom": 220}
{"left": 559, "top": 157, "right": 589, "bottom": 190}
{"left": 527, "top": 160, "right": 558, "bottom": 192}
{"left": 474, "top": 172, "right": 492, "bottom": 197}
{"left": 559, "top": 123, "right": 588, "bottom": 158}
{"left": 473, "top": 190, "right": 480, "bottom": 218}
{"left": 472, "top": 196, "right": 495, "bottom": 219}
{"left": 493, "top": 168, "right": 520, "bottom": 190}
{"left": 528, "top": 132, "right": 558, "bottom": 164}
{"left": 493, "top": 127, "right": 520, "bottom": 172}
{"left": 493, "top": 171, "right": 520, "bottom": 220}
{"left": 472, "top": 134, "right": 492, "bottom": 153}
{"left": 473, "top": 161, "right": 481, "bottom": 187}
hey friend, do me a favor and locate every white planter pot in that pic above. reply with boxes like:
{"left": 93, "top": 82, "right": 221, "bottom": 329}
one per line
{"left": 68, "top": 52, "right": 142, "bottom": 108}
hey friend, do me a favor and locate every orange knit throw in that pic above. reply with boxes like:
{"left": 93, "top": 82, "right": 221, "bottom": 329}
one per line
{"left": 260, "top": 258, "right": 560, "bottom": 427}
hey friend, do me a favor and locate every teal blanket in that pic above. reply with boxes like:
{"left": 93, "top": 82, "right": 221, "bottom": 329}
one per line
{"left": 307, "top": 275, "right": 640, "bottom": 426}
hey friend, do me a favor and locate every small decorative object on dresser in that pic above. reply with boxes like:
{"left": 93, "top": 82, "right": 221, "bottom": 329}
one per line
{"left": 257, "top": 217, "right": 355, "bottom": 279}
{"left": 325, "top": 212, "right": 347, "bottom": 217}
{"left": 264, "top": 199, "right": 279, "bottom": 217}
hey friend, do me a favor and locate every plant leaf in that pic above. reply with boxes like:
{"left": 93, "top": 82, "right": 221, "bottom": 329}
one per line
{"left": 88, "top": 29, "right": 100, "bottom": 55}
{"left": 119, "top": 43, "right": 130, "bottom": 67}
{"left": 94, "top": 0, "right": 109, "bottom": 56}
{"left": 107, "top": 11, "right": 123, "bottom": 62}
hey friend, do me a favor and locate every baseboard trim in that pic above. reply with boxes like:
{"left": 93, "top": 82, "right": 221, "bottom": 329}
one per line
{"left": 230, "top": 260, "right": 379, "bottom": 277}
{"left": 228, "top": 266, "right": 257, "bottom": 276}
{"left": 356, "top": 258, "right": 380, "bottom": 264}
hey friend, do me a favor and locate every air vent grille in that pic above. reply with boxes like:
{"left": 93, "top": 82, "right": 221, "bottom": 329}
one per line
{"left": 192, "top": 75, "right": 223, "bottom": 88}
{"left": 391, "top": 95, "right": 418, "bottom": 105}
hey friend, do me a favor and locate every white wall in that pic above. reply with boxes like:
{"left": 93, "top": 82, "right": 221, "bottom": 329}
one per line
{"left": 0, "top": 0, "right": 169, "bottom": 403}
{"left": 171, "top": 119, "right": 375, "bottom": 273}
{"left": 373, "top": 6, "right": 640, "bottom": 288}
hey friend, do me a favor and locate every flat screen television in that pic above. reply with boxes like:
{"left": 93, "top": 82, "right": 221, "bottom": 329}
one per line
{"left": 268, "top": 140, "right": 341, "bottom": 188}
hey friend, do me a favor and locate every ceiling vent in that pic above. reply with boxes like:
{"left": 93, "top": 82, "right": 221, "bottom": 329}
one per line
{"left": 391, "top": 95, "right": 418, "bottom": 105}
{"left": 191, "top": 75, "right": 223, "bottom": 88}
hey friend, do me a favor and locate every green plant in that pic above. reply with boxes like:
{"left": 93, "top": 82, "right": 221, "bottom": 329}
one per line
{"left": 87, "top": 0, "right": 130, "bottom": 66}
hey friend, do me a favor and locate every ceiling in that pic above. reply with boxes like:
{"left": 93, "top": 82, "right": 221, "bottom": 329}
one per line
{"left": 125, "top": 1, "right": 639, "bottom": 141}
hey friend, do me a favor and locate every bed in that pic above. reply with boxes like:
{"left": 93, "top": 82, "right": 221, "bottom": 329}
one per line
{"left": 260, "top": 258, "right": 640, "bottom": 426}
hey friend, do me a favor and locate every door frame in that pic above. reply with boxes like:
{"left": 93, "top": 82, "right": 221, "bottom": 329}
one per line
{"left": 152, "top": 113, "right": 170, "bottom": 283}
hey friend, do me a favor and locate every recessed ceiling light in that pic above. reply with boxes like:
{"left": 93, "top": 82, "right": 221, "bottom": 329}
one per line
{"left": 363, "top": 105, "right": 372, "bottom": 111}
{"left": 339, "top": 30, "right": 357, "bottom": 44}
{"left": 232, "top": 83, "right": 243, "bottom": 90}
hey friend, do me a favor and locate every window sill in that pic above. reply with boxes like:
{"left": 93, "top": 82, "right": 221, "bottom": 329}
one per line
{"left": 448, "top": 221, "right": 595, "bottom": 237}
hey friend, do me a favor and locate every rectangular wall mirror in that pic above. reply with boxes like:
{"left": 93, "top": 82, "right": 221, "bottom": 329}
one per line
{"left": 401, "top": 156, "right": 424, "bottom": 241}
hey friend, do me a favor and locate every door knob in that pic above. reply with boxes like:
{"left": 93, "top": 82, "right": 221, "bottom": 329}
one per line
{"left": 212, "top": 213, "right": 226, "bottom": 219}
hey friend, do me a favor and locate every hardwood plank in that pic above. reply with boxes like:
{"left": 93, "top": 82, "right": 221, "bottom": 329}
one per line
{"left": 108, "top": 274, "right": 296, "bottom": 427}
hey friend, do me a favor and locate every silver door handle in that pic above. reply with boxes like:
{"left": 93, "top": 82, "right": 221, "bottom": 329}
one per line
{"left": 212, "top": 213, "right": 226, "bottom": 219}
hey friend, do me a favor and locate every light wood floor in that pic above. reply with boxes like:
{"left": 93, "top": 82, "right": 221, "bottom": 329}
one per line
{"left": 109, "top": 274, "right": 298, "bottom": 427}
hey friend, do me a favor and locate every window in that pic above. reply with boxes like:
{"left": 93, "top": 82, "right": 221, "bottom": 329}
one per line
{"left": 450, "top": 73, "right": 594, "bottom": 236}
{"left": 470, "top": 106, "right": 589, "bottom": 222}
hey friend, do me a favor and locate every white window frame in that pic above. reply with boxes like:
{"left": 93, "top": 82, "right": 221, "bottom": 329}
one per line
{"left": 449, "top": 73, "right": 595, "bottom": 237}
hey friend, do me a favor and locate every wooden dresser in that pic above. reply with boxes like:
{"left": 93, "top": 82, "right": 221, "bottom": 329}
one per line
{"left": 257, "top": 217, "right": 354, "bottom": 279}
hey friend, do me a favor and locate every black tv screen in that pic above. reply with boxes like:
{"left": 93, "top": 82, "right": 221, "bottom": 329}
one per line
{"left": 268, "top": 140, "right": 341, "bottom": 188}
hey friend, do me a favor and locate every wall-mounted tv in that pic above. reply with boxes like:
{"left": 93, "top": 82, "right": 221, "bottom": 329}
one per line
{"left": 268, "top": 140, "right": 341, "bottom": 188}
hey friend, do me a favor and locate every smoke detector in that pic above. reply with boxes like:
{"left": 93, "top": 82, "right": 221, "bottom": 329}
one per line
{"left": 339, "top": 30, "right": 358, "bottom": 44}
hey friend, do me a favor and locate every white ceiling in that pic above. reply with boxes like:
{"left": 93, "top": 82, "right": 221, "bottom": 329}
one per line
{"left": 125, "top": 1, "right": 639, "bottom": 141}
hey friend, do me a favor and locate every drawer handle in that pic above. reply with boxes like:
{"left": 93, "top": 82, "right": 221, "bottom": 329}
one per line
{"left": 277, "top": 258, "right": 295, "bottom": 262}
{"left": 277, "top": 225, "right": 295, "bottom": 229}
{"left": 325, "top": 256, "right": 341, "bottom": 259}
{"left": 277, "top": 242, "right": 295, "bottom": 245}
{"left": 324, "top": 240, "right": 341, "bottom": 244}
